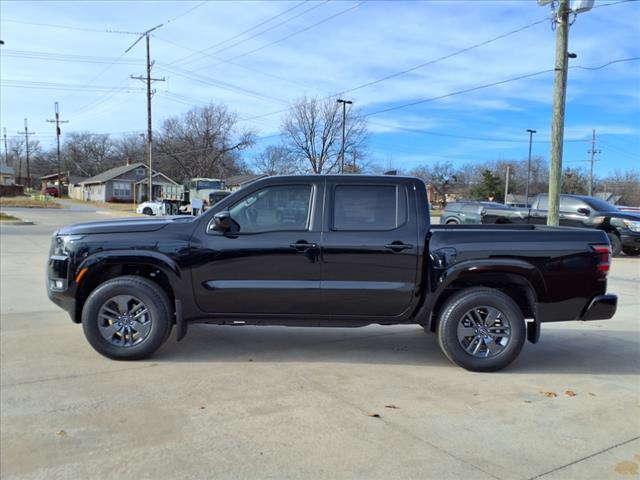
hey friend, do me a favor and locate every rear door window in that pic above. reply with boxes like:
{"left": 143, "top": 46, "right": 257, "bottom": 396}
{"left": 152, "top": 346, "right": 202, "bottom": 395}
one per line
{"left": 333, "top": 185, "right": 407, "bottom": 231}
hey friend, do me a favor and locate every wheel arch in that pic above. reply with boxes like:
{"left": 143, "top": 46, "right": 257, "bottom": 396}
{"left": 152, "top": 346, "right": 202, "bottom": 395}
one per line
{"left": 424, "top": 260, "right": 545, "bottom": 339}
{"left": 73, "top": 252, "right": 181, "bottom": 325}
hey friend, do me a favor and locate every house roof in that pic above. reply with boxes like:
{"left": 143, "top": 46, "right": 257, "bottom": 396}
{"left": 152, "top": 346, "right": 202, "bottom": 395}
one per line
{"left": 80, "top": 163, "right": 147, "bottom": 185}
{"left": 224, "top": 174, "right": 268, "bottom": 187}
{"left": 0, "top": 165, "right": 15, "bottom": 175}
{"left": 39, "top": 172, "right": 88, "bottom": 184}
{"left": 134, "top": 172, "right": 179, "bottom": 186}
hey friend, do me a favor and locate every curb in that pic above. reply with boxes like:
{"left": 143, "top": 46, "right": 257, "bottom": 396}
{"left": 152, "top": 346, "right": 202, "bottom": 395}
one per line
{"left": 0, "top": 220, "right": 35, "bottom": 226}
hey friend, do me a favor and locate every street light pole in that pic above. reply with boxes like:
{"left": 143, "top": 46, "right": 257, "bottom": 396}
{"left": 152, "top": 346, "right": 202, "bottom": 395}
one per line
{"left": 336, "top": 99, "right": 352, "bottom": 174}
{"left": 525, "top": 129, "right": 536, "bottom": 207}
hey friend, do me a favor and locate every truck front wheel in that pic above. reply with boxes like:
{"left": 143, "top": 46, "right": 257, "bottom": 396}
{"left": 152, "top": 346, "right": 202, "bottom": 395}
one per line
{"left": 82, "top": 276, "right": 173, "bottom": 360}
{"left": 437, "top": 288, "right": 526, "bottom": 372}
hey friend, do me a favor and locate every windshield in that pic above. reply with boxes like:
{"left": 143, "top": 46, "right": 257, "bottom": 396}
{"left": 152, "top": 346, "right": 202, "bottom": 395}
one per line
{"left": 196, "top": 180, "right": 224, "bottom": 190}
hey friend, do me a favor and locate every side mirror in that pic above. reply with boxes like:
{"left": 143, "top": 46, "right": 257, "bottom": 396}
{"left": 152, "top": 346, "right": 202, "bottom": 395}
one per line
{"left": 210, "top": 211, "right": 239, "bottom": 233}
{"left": 577, "top": 207, "right": 591, "bottom": 215}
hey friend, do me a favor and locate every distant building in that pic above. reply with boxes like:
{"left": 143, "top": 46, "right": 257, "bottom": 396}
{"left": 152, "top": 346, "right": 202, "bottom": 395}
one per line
{"left": 79, "top": 163, "right": 179, "bottom": 202}
{"left": 1, "top": 165, "right": 15, "bottom": 185}
{"left": 39, "top": 172, "right": 88, "bottom": 196}
{"left": 224, "top": 174, "right": 268, "bottom": 191}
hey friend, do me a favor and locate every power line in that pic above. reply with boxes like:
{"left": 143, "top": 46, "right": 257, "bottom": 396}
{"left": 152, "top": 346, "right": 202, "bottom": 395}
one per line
{"left": 367, "top": 121, "right": 589, "bottom": 144}
{"left": 2, "top": 49, "right": 144, "bottom": 65}
{"left": 166, "top": 0, "right": 316, "bottom": 68}
{"left": 190, "top": 1, "right": 366, "bottom": 73}
{"left": 363, "top": 57, "right": 640, "bottom": 118}
{"left": 337, "top": 17, "right": 549, "bottom": 97}
{"left": 153, "top": 34, "right": 310, "bottom": 90}
{"left": 0, "top": 18, "right": 138, "bottom": 34}
{"left": 164, "top": 1, "right": 208, "bottom": 25}
{"left": 239, "top": 16, "right": 559, "bottom": 122}
{"left": 0, "top": 79, "right": 144, "bottom": 93}
{"left": 598, "top": 140, "right": 639, "bottom": 159}
{"left": 158, "top": 64, "right": 289, "bottom": 106}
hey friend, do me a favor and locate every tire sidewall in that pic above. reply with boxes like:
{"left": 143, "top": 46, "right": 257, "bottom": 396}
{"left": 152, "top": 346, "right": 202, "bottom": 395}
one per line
{"left": 438, "top": 289, "right": 526, "bottom": 372}
{"left": 82, "top": 277, "right": 171, "bottom": 360}
{"left": 607, "top": 232, "right": 622, "bottom": 257}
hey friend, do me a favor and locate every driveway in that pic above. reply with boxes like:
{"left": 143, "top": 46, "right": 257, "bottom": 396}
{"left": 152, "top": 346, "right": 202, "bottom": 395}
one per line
{"left": 1, "top": 208, "right": 639, "bottom": 479}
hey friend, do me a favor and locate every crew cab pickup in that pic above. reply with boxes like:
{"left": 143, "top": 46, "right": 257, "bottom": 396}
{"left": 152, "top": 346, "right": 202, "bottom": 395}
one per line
{"left": 47, "top": 175, "right": 618, "bottom": 371}
{"left": 481, "top": 194, "right": 640, "bottom": 256}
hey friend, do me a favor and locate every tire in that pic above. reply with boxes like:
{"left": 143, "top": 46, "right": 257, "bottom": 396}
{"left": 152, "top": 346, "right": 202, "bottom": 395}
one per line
{"left": 623, "top": 246, "right": 640, "bottom": 257}
{"left": 446, "top": 220, "right": 459, "bottom": 225}
{"left": 142, "top": 207, "right": 154, "bottom": 216}
{"left": 82, "top": 276, "right": 173, "bottom": 360}
{"left": 437, "top": 287, "right": 526, "bottom": 372}
{"left": 607, "top": 232, "right": 622, "bottom": 257}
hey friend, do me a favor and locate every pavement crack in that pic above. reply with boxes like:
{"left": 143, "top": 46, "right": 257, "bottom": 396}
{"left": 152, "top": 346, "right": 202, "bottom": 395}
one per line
{"left": 527, "top": 436, "right": 640, "bottom": 479}
{"left": 1, "top": 363, "right": 158, "bottom": 388}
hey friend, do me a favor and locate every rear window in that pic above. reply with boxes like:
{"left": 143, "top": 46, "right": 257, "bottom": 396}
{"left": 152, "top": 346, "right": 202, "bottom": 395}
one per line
{"left": 333, "top": 185, "right": 407, "bottom": 231}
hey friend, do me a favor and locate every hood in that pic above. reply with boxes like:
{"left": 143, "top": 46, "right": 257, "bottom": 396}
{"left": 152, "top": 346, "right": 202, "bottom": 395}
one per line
{"left": 57, "top": 215, "right": 196, "bottom": 235}
{"left": 609, "top": 211, "right": 640, "bottom": 221}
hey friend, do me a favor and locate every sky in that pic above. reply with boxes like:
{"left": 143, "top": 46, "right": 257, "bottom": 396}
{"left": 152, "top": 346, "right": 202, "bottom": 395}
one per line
{"left": 1, "top": 0, "right": 639, "bottom": 177}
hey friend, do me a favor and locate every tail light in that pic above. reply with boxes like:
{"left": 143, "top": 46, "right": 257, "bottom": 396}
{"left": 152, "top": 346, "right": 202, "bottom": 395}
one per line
{"left": 591, "top": 244, "right": 611, "bottom": 274}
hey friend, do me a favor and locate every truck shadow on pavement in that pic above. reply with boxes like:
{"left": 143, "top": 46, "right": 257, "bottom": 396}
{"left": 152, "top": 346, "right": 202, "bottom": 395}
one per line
{"left": 154, "top": 324, "right": 640, "bottom": 375}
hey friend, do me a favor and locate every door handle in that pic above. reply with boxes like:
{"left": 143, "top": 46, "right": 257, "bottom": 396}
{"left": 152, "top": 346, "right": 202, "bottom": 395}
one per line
{"left": 384, "top": 242, "right": 413, "bottom": 252}
{"left": 289, "top": 241, "right": 317, "bottom": 252}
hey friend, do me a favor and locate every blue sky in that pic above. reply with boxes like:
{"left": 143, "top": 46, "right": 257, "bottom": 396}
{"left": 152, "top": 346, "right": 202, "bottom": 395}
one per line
{"left": 1, "top": 0, "right": 639, "bottom": 176}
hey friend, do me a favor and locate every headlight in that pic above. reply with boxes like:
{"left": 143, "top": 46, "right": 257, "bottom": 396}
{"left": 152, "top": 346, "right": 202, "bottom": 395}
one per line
{"left": 623, "top": 220, "right": 640, "bottom": 232}
{"left": 50, "top": 235, "right": 84, "bottom": 256}
{"left": 591, "top": 216, "right": 605, "bottom": 225}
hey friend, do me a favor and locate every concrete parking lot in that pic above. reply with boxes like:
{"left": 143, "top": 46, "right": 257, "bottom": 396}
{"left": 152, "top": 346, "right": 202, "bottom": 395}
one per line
{"left": 1, "top": 206, "right": 639, "bottom": 480}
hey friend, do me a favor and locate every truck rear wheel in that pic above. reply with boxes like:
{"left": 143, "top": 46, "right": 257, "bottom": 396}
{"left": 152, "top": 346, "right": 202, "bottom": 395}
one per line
{"left": 82, "top": 276, "right": 173, "bottom": 360}
{"left": 437, "top": 287, "right": 526, "bottom": 372}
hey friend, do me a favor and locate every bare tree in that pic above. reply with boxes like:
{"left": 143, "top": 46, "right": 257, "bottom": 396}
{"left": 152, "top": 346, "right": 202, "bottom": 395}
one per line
{"left": 61, "top": 132, "right": 115, "bottom": 176}
{"left": 113, "top": 134, "right": 146, "bottom": 165}
{"left": 410, "top": 162, "right": 458, "bottom": 207}
{"left": 254, "top": 144, "right": 301, "bottom": 175}
{"left": 599, "top": 169, "right": 640, "bottom": 205}
{"left": 281, "top": 96, "right": 368, "bottom": 174}
{"left": 155, "top": 104, "right": 255, "bottom": 181}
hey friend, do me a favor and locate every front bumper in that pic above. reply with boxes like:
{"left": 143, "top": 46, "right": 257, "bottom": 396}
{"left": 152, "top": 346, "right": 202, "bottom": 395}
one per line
{"left": 620, "top": 231, "right": 640, "bottom": 248}
{"left": 46, "top": 252, "right": 78, "bottom": 322}
{"left": 580, "top": 294, "right": 617, "bottom": 321}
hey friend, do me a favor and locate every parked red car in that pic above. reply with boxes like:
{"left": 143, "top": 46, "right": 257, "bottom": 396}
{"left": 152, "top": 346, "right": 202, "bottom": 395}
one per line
{"left": 43, "top": 186, "right": 59, "bottom": 197}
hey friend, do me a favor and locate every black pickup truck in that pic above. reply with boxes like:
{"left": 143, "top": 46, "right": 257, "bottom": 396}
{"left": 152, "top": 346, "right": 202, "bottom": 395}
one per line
{"left": 47, "top": 175, "right": 617, "bottom": 371}
{"left": 481, "top": 194, "right": 640, "bottom": 256}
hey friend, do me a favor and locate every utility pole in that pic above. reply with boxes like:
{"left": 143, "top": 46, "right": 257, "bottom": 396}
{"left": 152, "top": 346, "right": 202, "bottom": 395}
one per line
{"left": 587, "top": 128, "right": 601, "bottom": 196}
{"left": 336, "top": 99, "right": 352, "bottom": 174}
{"left": 129, "top": 24, "right": 165, "bottom": 201}
{"left": 525, "top": 129, "right": 536, "bottom": 207}
{"left": 547, "top": 0, "right": 570, "bottom": 226}
{"left": 504, "top": 165, "right": 510, "bottom": 205}
{"left": 2, "top": 128, "right": 8, "bottom": 166}
{"left": 18, "top": 119, "right": 35, "bottom": 188}
{"left": 46, "top": 102, "right": 69, "bottom": 194}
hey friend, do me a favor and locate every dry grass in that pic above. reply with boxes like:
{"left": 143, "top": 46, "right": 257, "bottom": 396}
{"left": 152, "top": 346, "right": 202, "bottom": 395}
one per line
{"left": 62, "top": 198, "right": 138, "bottom": 212}
{"left": 0, "top": 196, "right": 62, "bottom": 209}
{"left": 0, "top": 212, "right": 20, "bottom": 221}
